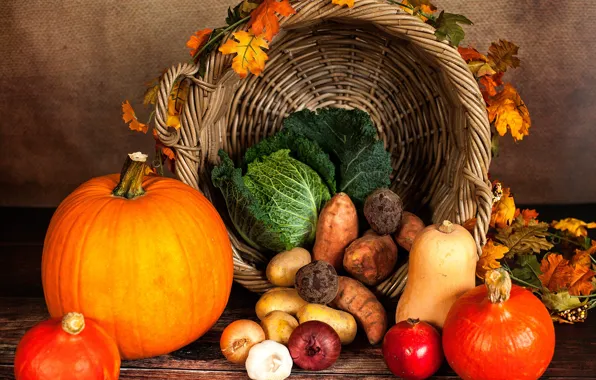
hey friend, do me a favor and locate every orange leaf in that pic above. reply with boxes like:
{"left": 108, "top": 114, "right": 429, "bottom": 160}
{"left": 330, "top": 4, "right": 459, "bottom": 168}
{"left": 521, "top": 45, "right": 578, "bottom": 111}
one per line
{"left": 571, "top": 241, "right": 596, "bottom": 268}
{"left": 219, "top": 31, "right": 269, "bottom": 78}
{"left": 144, "top": 165, "right": 157, "bottom": 176}
{"left": 539, "top": 254, "right": 573, "bottom": 292}
{"left": 490, "top": 186, "right": 516, "bottom": 229}
{"left": 249, "top": 0, "right": 296, "bottom": 42}
{"left": 487, "top": 83, "right": 531, "bottom": 142}
{"left": 399, "top": 1, "right": 436, "bottom": 21}
{"left": 152, "top": 129, "right": 176, "bottom": 161}
{"left": 488, "top": 39, "right": 520, "bottom": 73}
{"left": 479, "top": 72, "right": 503, "bottom": 101}
{"left": 514, "top": 208, "right": 539, "bottom": 226}
{"left": 476, "top": 240, "right": 509, "bottom": 279}
{"left": 122, "top": 100, "right": 148, "bottom": 133}
{"left": 462, "top": 217, "right": 477, "bottom": 233}
{"left": 552, "top": 218, "right": 596, "bottom": 237}
{"left": 569, "top": 264, "right": 595, "bottom": 296}
{"left": 186, "top": 28, "right": 213, "bottom": 57}
{"left": 333, "top": 0, "right": 355, "bottom": 7}
{"left": 458, "top": 46, "right": 487, "bottom": 62}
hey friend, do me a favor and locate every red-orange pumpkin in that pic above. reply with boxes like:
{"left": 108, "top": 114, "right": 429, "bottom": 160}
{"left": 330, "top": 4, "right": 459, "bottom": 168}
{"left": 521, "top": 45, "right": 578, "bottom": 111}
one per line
{"left": 442, "top": 268, "right": 555, "bottom": 380}
{"left": 14, "top": 312, "right": 120, "bottom": 380}
{"left": 42, "top": 152, "right": 234, "bottom": 359}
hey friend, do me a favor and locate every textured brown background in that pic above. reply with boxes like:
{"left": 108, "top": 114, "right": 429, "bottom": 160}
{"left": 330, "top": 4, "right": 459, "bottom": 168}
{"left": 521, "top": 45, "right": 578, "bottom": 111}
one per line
{"left": 1, "top": 0, "right": 595, "bottom": 206}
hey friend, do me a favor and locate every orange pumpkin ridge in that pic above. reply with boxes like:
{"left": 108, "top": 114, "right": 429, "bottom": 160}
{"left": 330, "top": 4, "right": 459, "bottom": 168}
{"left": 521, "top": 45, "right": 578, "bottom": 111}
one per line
{"left": 42, "top": 152, "right": 234, "bottom": 359}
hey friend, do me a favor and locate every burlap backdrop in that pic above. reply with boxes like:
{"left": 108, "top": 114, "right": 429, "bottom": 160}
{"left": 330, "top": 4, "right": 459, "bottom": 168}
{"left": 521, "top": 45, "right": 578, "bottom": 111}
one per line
{"left": 1, "top": 0, "right": 594, "bottom": 206}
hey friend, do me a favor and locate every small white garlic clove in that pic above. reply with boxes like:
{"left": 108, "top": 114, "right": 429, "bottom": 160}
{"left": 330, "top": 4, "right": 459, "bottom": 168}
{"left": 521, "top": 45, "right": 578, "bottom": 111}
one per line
{"left": 245, "top": 340, "right": 293, "bottom": 380}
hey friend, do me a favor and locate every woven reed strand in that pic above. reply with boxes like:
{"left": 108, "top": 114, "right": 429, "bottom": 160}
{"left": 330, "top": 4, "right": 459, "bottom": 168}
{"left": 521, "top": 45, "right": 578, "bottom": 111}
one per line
{"left": 153, "top": 0, "right": 492, "bottom": 298}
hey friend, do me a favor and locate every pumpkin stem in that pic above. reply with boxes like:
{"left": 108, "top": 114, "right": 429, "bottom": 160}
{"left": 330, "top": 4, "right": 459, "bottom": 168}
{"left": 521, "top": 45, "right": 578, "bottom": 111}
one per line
{"left": 485, "top": 268, "right": 512, "bottom": 303}
{"left": 438, "top": 220, "right": 454, "bottom": 233}
{"left": 62, "top": 312, "right": 85, "bottom": 335}
{"left": 112, "top": 152, "right": 148, "bottom": 199}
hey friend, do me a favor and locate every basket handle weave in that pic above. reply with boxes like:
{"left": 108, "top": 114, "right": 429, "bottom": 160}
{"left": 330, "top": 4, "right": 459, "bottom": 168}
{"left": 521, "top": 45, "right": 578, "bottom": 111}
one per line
{"left": 154, "top": 62, "right": 240, "bottom": 189}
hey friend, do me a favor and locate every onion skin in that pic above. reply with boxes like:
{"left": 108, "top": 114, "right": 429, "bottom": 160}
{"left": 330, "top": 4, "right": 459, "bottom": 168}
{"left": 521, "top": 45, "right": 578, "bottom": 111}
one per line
{"left": 442, "top": 275, "right": 555, "bottom": 380}
{"left": 220, "top": 320, "right": 266, "bottom": 364}
{"left": 288, "top": 321, "right": 341, "bottom": 371}
{"left": 382, "top": 319, "right": 443, "bottom": 380}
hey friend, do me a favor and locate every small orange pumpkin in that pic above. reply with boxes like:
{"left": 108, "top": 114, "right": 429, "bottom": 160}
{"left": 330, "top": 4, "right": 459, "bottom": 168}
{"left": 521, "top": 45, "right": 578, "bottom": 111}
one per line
{"left": 14, "top": 312, "right": 120, "bottom": 380}
{"left": 42, "top": 152, "right": 234, "bottom": 359}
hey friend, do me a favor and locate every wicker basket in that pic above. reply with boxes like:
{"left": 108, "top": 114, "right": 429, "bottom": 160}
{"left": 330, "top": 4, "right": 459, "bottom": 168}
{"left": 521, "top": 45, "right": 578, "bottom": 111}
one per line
{"left": 153, "top": 0, "right": 492, "bottom": 298}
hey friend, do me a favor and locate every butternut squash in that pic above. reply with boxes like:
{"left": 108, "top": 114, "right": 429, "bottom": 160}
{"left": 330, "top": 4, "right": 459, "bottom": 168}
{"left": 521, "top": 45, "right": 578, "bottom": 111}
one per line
{"left": 395, "top": 220, "right": 478, "bottom": 329}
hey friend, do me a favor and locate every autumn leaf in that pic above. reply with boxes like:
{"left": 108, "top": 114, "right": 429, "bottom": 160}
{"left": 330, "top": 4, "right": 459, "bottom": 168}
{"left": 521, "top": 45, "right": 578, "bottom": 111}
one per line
{"left": 122, "top": 100, "right": 148, "bottom": 133}
{"left": 477, "top": 240, "right": 508, "bottom": 279}
{"left": 462, "top": 217, "right": 477, "bottom": 233}
{"left": 495, "top": 219, "right": 553, "bottom": 257}
{"left": 542, "top": 291, "right": 583, "bottom": 312}
{"left": 514, "top": 208, "right": 540, "bottom": 226}
{"left": 487, "top": 83, "right": 531, "bottom": 142}
{"left": 571, "top": 241, "right": 596, "bottom": 267}
{"left": 552, "top": 218, "right": 596, "bottom": 237}
{"left": 144, "top": 165, "right": 157, "bottom": 176}
{"left": 219, "top": 31, "right": 269, "bottom": 78}
{"left": 227, "top": 0, "right": 261, "bottom": 25}
{"left": 539, "top": 253, "right": 573, "bottom": 292}
{"left": 569, "top": 265, "right": 595, "bottom": 296}
{"left": 165, "top": 81, "right": 189, "bottom": 130}
{"left": 488, "top": 39, "right": 520, "bottom": 73}
{"left": 249, "top": 0, "right": 296, "bottom": 42}
{"left": 186, "top": 28, "right": 213, "bottom": 58}
{"left": 332, "top": 0, "right": 355, "bottom": 7}
{"left": 490, "top": 185, "right": 516, "bottom": 228}
{"left": 479, "top": 72, "right": 503, "bottom": 100}
{"left": 433, "top": 11, "right": 473, "bottom": 47}
{"left": 143, "top": 84, "right": 159, "bottom": 107}
{"left": 400, "top": 0, "right": 437, "bottom": 21}
{"left": 458, "top": 46, "right": 487, "bottom": 62}
{"left": 152, "top": 129, "right": 176, "bottom": 161}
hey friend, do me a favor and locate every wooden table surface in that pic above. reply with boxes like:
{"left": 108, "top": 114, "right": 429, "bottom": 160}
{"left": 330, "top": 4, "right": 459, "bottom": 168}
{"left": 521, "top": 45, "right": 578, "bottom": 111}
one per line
{"left": 1, "top": 206, "right": 595, "bottom": 379}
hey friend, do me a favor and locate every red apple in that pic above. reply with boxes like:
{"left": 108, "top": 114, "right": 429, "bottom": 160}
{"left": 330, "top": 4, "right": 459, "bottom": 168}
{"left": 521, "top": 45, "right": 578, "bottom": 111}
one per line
{"left": 382, "top": 318, "right": 443, "bottom": 380}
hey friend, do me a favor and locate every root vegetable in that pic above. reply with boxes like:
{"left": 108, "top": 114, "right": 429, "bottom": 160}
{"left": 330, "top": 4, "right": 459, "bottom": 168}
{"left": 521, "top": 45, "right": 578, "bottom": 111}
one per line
{"left": 220, "top": 320, "right": 266, "bottom": 364}
{"left": 363, "top": 188, "right": 403, "bottom": 235}
{"left": 260, "top": 311, "right": 299, "bottom": 345}
{"left": 312, "top": 193, "right": 358, "bottom": 270}
{"left": 255, "top": 288, "right": 308, "bottom": 320}
{"left": 296, "top": 303, "right": 357, "bottom": 345}
{"left": 245, "top": 340, "right": 293, "bottom": 380}
{"left": 266, "top": 248, "right": 312, "bottom": 287}
{"left": 288, "top": 321, "right": 341, "bottom": 371}
{"left": 295, "top": 261, "right": 339, "bottom": 304}
{"left": 331, "top": 276, "right": 387, "bottom": 345}
{"left": 343, "top": 231, "right": 398, "bottom": 285}
{"left": 395, "top": 212, "right": 425, "bottom": 251}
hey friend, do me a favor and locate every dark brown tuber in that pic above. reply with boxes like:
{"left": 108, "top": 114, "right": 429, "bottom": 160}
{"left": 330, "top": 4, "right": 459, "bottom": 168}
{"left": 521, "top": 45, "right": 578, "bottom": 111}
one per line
{"left": 295, "top": 260, "right": 339, "bottom": 304}
{"left": 364, "top": 188, "right": 404, "bottom": 235}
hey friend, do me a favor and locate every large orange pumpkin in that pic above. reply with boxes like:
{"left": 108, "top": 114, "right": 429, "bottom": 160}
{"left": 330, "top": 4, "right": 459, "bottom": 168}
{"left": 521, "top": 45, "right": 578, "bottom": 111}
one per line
{"left": 42, "top": 152, "right": 234, "bottom": 360}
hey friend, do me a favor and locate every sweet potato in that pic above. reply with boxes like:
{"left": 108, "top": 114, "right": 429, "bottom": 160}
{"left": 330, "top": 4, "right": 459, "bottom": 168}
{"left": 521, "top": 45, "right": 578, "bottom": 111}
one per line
{"left": 313, "top": 193, "right": 358, "bottom": 270}
{"left": 330, "top": 276, "right": 387, "bottom": 345}
{"left": 343, "top": 231, "right": 398, "bottom": 286}
{"left": 394, "top": 211, "right": 425, "bottom": 251}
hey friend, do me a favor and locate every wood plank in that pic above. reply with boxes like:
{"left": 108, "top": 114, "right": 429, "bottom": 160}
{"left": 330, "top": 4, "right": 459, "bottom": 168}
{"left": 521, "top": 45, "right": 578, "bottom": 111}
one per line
{"left": 1, "top": 297, "right": 596, "bottom": 378}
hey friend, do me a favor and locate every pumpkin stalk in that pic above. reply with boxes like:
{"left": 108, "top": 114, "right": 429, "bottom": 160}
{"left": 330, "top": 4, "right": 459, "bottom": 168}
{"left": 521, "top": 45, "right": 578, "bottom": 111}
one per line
{"left": 112, "top": 152, "right": 148, "bottom": 199}
{"left": 438, "top": 220, "right": 454, "bottom": 234}
{"left": 61, "top": 312, "right": 85, "bottom": 335}
{"left": 485, "top": 268, "right": 512, "bottom": 303}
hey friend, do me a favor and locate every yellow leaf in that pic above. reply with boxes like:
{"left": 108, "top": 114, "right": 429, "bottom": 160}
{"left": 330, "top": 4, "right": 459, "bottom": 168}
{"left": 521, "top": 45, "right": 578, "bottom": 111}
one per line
{"left": 186, "top": 28, "right": 213, "bottom": 57}
{"left": 332, "top": 0, "right": 355, "bottom": 7}
{"left": 539, "top": 253, "right": 573, "bottom": 292}
{"left": 249, "top": 0, "right": 296, "bottom": 42}
{"left": 490, "top": 185, "right": 516, "bottom": 228}
{"left": 476, "top": 240, "right": 509, "bottom": 279}
{"left": 400, "top": 0, "right": 437, "bottom": 20}
{"left": 122, "top": 100, "right": 148, "bottom": 133}
{"left": 552, "top": 218, "right": 596, "bottom": 237}
{"left": 488, "top": 39, "right": 520, "bottom": 73}
{"left": 477, "top": 63, "right": 497, "bottom": 77}
{"left": 487, "top": 83, "right": 531, "bottom": 142}
{"left": 219, "top": 31, "right": 269, "bottom": 78}
{"left": 143, "top": 84, "right": 159, "bottom": 107}
{"left": 241, "top": 0, "right": 261, "bottom": 14}
{"left": 144, "top": 165, "right": 157, "bottom": 176}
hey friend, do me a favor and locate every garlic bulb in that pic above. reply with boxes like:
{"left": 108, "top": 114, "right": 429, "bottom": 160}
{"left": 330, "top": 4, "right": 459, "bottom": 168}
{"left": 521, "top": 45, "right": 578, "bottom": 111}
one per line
{"left": 245, "top": 340, "right": 293, "bottom": 380}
